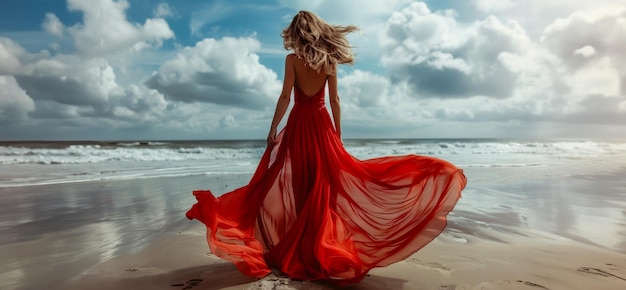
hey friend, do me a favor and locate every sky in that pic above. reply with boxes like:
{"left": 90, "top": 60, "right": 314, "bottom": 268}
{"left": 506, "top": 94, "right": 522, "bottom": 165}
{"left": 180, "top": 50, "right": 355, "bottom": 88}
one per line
{"left": 1, "top": 0, "right": 625, "bottom": 140}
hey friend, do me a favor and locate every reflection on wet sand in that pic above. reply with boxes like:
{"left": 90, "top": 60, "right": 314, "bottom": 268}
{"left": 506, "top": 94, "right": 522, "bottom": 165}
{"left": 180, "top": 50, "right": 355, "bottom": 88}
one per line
{"left": 0, "top": 174, "right": 249, "bottom": 290}
{"left": 449, "top": 169, "right": 626, "bottom": 253}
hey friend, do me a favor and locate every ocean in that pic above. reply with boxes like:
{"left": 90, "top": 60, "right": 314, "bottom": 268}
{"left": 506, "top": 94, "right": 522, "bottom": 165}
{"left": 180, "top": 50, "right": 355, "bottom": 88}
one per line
{"left": 2, "top": 138, "right": 626, "bottom": 188}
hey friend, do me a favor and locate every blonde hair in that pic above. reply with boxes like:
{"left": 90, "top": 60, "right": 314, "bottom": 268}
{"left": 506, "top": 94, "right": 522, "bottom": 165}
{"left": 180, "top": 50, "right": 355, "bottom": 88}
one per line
{"left": 282, "top": 11, "right": 358, "bottom": 75}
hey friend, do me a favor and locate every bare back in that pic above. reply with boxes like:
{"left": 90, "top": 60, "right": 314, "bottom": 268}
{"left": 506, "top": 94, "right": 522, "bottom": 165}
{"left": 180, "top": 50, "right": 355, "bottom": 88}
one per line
{"left": 269, "top": 53, "right": 341, "bottom": 145}
{"left": 291, "top": 55, "right": 329, "bottom": 97}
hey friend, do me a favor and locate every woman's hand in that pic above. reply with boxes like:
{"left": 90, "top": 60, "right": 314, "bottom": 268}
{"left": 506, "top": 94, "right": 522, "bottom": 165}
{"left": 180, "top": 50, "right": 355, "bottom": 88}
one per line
{"left": 267, "top": 127, "right": 278, "bottom": 147}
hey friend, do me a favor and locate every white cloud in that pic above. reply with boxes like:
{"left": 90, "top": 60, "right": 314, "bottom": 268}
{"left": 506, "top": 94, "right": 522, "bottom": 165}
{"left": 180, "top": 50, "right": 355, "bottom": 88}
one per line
{"left": 146, "top": 36, "right": 281, "bottom": 109}
{"left": 0, "top": 35, "right": 169, "bottom": 126}
{"left": 0, "top": 2, "right": 283, "bottom": 139}
{"left": 0, "top": 38, "right": 25, "bottom": 74}
{"left": 380, "top": 3, "right": 529, "bottom": 99}
{"left": 0, "top": 37, "right": 56, "bottom": 76}
{"left": 356, "top": 1, "right": 626, "bottom": 131}
{"left": 566, "top": 57, "right": 620, "bottom": 98}
{"left": 337, "top": 69, "right": 445, "bottom": 137}
{"left": 0, "top": 76, "right": 35, "bottom": 124}
{"left": 119, "top": 85, "right": 167, "bottom": 116}
{"left": 17, "top": 56, "right": 121, "bottom": 108}
{"left": 466, "top": 0, "right": 625, "bottom": 39}
{"left": 340, "top": 70, "right": 394, "bottom": 108}
{"left": 473, "top": 0, "right": 516, "bottom": 13}
{"left": 153, "top": 3, "right": 174, "bottom": 18}
{"left": 573, "top": 45, "right": 596, "bottom": 58}
{"left": 42, "top": 13, "right": 65, "bottom": 37}
{"left": 66, "top": 0, "right": 174, "bottom": 56}
{"left": 541, "top": 8, "right": 626, "bottom": 108}
{"left": 426, "top": 51, "right": 471, "bottom": 74}
{"left": 543, "top": 9, "right": 626, "bottom": 72}
{"left": 14, "top": 53, "right": 171, "bottom": 122}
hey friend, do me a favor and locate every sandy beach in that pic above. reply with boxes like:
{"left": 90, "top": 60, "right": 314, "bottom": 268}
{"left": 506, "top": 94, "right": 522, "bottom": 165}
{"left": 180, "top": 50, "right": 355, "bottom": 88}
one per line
{"left": 2, "top": 166, "right": 626, "bottom": 290}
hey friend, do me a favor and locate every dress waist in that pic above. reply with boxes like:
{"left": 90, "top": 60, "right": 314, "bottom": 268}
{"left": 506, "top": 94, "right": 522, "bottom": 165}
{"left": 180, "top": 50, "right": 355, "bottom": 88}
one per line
{"left": 294, "top": 98, "right": 325, "bottom": 109}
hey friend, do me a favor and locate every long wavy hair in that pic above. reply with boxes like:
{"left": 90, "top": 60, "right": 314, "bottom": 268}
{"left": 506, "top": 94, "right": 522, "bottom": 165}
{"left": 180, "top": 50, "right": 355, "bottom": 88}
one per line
{"left": 282, "top": 11, "right": 358, "bottom": 75}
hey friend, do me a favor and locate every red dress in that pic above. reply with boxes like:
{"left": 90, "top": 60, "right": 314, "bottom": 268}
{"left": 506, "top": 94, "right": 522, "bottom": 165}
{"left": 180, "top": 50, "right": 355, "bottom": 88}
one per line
{"left": 186, "top": 84, "right": 467, "bottom": 286}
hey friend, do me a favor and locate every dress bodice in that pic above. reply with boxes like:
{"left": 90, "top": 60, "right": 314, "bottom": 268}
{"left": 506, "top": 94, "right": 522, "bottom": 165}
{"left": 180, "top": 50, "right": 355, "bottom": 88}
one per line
{"left": 294, "top": 85, "right": 325, "bottom": 109}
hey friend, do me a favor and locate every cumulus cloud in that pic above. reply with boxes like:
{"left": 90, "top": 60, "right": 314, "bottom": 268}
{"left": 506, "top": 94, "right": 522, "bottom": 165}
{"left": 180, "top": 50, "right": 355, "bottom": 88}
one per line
{"left": 0, "top": 0, "right": 285, "bottom": 140}
{"left": 146, "top": 37, "right": 281, "bottom": 110}
{"left": 0, "top": 34, "right": 168, "bottom": 128}
{"left": 380, "top": 2, "right": 530, "bottom": 99}
{"left": 340, "top": 70, "right": 394, "bottom": 108}
{"left": 0, "top": 76, "right": 35, "bottom": 124}
{"left": 3, "top": 0, "right": 174, "bottom": 126}
{"left": 11, "top": 52, "right": 169, "bottom": 122}
{"left": 0, "top": 38, "right": 53, "bottom": 75}
{"left": 336, "top": 69, "right": 447, "bottom": 137}
{"left": 67, "top": 0, "right": 174, "bottom": 56}
{"left": 121, "top": 85, "right": 167, "bottom": 115}
{"left": 15, "top": 56, "right": 120, "bottom": 108}
{"left": 542, "top": 9, "right": 626, "bottom": 95}
{"left": 42, "top": 13, "right": 65, "bottom": 37}
{"left": 467, "top": 0, "right": 625, "bottom": 39}
{"left": 362, "top": 1, "right": 626, "bottom": 130}
{"left": 0, "top": 38, "right": 25, "bottom": 74}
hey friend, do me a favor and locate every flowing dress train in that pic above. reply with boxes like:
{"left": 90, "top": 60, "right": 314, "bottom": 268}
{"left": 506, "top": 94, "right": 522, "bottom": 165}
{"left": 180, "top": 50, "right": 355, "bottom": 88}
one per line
{"left": 186, "top": 84, "right": 467, "bottom": 286}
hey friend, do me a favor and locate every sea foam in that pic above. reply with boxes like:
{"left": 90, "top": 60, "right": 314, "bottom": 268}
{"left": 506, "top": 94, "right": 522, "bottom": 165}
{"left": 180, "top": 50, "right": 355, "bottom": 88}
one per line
{"left": 1, "top": 140, "right": 625, "bottom": 165}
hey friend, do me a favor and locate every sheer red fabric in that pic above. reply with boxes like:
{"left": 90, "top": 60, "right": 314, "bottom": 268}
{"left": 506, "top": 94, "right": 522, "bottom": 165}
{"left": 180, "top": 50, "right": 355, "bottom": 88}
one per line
{"left": 186, "top": 85, "right": 467, "bottom": 286}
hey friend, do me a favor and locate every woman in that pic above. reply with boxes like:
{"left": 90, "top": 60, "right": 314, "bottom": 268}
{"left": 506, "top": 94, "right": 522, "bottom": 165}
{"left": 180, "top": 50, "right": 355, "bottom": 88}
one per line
{"left": 187, "top": 11, "right": 467, "bottom": 286}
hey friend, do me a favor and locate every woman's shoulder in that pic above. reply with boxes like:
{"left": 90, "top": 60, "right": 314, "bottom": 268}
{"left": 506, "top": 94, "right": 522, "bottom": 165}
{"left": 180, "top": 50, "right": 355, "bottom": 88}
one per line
{"left": 285, "top": 53, "right": 298, "bottom": 64}
{"left": 287, "top": 53, "right": 308, "bottom": 67}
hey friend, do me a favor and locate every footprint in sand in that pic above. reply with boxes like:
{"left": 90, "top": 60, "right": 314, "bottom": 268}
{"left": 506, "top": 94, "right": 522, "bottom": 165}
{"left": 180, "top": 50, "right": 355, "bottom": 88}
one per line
{"left": 515, "top": 280, "right": 550, "bottom": 289}
{"left": 577, "top": 267, "right": 626, "bottom": 281}
{"left": 171, "top": 278, "right": 203, "bottom": 289}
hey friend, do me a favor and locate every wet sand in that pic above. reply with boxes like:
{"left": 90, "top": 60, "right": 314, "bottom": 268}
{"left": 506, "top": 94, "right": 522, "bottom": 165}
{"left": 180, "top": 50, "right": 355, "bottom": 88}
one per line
{"left": 0, "top": 173, "right": 250, "bottom": 290}
{"left": 1, "top": 167, "right": 626, "bottom": 289}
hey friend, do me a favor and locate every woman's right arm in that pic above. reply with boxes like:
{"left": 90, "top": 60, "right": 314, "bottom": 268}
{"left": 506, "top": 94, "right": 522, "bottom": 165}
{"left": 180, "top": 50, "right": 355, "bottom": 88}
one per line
{"left": 328, "top": 68, "right": 341, "bottom": 139}
{"left": 267, "top": 54, "right": 296, "bottom": 147}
